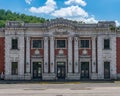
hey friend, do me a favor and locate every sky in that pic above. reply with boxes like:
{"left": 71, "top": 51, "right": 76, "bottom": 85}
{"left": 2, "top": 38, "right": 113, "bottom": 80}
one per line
{"left": 0, "top": 0, "right": 120, "bottom": 26}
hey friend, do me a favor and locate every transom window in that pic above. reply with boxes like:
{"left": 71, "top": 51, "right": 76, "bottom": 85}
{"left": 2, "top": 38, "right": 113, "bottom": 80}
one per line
{"left": 80, "top": 40, "right": 89, "bottom": 48}
{"left": 11, "top": 62, "right": 18, "bottom": 75}
{"left": 11, "top": 38, "right": 18, "bottom": 49}
{"left": 56, "top": 40, "right": 66, "bottom": 48}
{"left": 32, "top": 40, "right": 42, "bottom": 48}
{"left": 104, "top": 39, "right": 110, "bottom": 49}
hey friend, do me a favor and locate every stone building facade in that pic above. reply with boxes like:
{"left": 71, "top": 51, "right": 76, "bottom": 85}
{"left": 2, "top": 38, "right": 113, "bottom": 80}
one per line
{"left": 0, "top": 18, "right": 120, "bottom": 80}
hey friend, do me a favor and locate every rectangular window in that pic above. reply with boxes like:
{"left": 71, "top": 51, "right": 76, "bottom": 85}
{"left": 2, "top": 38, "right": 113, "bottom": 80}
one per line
{"left": 11, "top": 62, "right": 18, "bottom": 75}
{"left": 32, "top": 40, "right": 42, "bottom": 48}
{"left": 11, "top": 39, "right": 18, "bottom": 49}
{"left": 104, "top": 39, "right": 110, "bottom": 49}
{"left": 80, "top": 40, "right": 89, "bottom": 48}
{"left": 57, "top": 40, "right": 66, "bottom": 48}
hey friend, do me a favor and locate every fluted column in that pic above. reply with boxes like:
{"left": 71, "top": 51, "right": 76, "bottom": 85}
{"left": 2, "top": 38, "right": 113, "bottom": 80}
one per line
{"left": 68, "top": 37, "right": 73, "bottom": 73}
{"left": 50, "top": 37, "right": 54, "bottom": 73}
{"left": 44, "top": 37, "right": 48, "bottom": 73}
{"left": 74, "top": 37, "right": 79, "bottom": 73}
{"left": 26, "top": 37, "right": 30, "bottom": 73}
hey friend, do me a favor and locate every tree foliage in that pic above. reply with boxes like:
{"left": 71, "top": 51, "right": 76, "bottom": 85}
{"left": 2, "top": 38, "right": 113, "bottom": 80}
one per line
{"left": 0, "top": 9, "right": 47, "bottom": 28}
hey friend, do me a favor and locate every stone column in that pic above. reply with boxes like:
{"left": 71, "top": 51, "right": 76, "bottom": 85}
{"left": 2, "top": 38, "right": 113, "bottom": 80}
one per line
{"left": 74, "top": 37, "right": 79, "bottom": 73}
{"left": 19, "top": 36, "right": 25, "bottom": 76}
{"left": 44, "top": 37, "right": 48, "bottom": 73}
{"left": 92, "top": 36, "right": 96, "bottom": 73}
{"left": 50, "top": 37, "right": 54, "bottom": 73}
{"left": 5, "top": 36, "right": 11, "bottom": 79}
{"left": 91, "top": 36, "right": 97, "bottom": 79}
{"left": 68, "top": 37, "right": 73, "bottom": 73}
{"left": 26, "top": 37, "right": 30, "bottom": 74}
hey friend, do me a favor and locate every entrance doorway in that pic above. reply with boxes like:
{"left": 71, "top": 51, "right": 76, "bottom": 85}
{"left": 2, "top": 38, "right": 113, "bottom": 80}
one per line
{"left": 33, "top": 62, "right": 42, "bottom": 79}
{"left": 57, "top": 62, "right": 65, "bottom": 79}
{"left": 81, "top": 62, "right": 89, "bottom": 79}
{"left": 104, "top": 62, "right": 110, "bottom": 79}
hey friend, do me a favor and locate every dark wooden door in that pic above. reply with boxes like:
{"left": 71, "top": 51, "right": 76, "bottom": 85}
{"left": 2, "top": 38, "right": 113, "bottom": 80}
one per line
{"left": 104, "top": 62, "right": 110, "bottom": 79}
{"left": 57, "top": 62, "right": 65, "bottom": 79}
{"left": 33, "top": 62, "right": 42, "bottom": 79}
{"left": 81, "top": 62, "right": 89, "bottom": 79}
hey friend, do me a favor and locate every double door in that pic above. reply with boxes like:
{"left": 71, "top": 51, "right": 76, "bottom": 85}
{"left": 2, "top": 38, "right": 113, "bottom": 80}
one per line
{"left": 57, "top": 62, "right": 65, "bottom": 79}
{"left": 33, "top": 62, "right": 42, "bottom": 79}
{"left": 81, "top": 62, "right": 89, "bottom": 79}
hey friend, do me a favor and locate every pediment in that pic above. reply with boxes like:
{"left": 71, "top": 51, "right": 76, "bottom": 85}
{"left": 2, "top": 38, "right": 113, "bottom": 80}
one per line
{"left": 52, "top": 25, "right": 71, "bottom": 35}
{"left": 46, "top": 18, "right": 76, "bottom": 29}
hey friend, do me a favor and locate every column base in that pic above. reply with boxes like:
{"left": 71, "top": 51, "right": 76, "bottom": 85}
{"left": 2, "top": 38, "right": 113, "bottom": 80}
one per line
{"left": 117, "top": 74, "right": 120, "bottom": 79}
{"left": 24, "top": 73, "right": 31, "bottom": 80}
{"left": 91, "top": 73, "right": 98, "bottom": 80}
{"left": 66, "top": 73, "right": 80, "bottom": 80}
{"left": 42, "top": 73, "right": 56, "bottom": 80}
{"left": 110, "top": 74, "right": 117, "bottom": 80}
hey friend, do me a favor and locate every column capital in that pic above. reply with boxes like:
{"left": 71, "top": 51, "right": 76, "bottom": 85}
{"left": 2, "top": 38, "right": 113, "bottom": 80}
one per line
{"left": 74, "top": 37, "right": 78, "bottom": 41}
{"left": 44, "top": 37, "right": 48, "bottom": 41}
{"left": 68, "top": 36, "right": 73, "bottom": 41}
{"left": 92, "top": 36, "right": 96, "bottom": 40}
{"left": 50, "top": 36, "right": 54, "bottom": 40}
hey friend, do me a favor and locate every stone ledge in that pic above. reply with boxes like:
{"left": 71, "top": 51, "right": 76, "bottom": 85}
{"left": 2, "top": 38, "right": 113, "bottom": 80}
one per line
{"left": 66, "top": 73, "right": 80, "bottom": 80}
{"left": 42, "top": 73, "right": 56, "bottom": 80}
{"left": 91, "top": 73, "right": 98, "bottom": 79}
{"left": 4, "top": 75, "right": 31, "bottom": 80}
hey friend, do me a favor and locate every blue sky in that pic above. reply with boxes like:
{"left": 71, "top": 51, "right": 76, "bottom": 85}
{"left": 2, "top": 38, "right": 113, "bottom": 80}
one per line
{"left": 0, "top": 0, "right": 120, "bottom": 25}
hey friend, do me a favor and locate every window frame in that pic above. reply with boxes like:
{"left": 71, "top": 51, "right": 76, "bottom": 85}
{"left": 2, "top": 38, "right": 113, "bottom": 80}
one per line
{"left": 79, "top": 39, "right": 90, "bottom": 49}
{"left": 32, "top": 39, "right": 43, "bottom": 49}
{"left": 56, "top": 39, "right": 67, "bottom": 49}
{"left": 103, "top": 38, "right": 110, "bottom": 50}
{"left": 11, "top": 62, "right": 18, "bottom": 75}
{"left": 11, "top": 38, "right": 18, "bottom": 50}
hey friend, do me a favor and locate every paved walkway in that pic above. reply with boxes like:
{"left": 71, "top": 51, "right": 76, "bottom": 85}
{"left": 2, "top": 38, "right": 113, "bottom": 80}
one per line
{"left": 0, "top": 82, "right": 120, "bottom": 96}
{"left": 0, "top": 79, "right": 115, "bottom": 84}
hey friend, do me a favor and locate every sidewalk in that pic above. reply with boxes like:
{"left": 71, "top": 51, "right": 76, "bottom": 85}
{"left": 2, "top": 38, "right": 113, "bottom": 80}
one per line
{"left": 0, "top": 79, "right": 115, "bottom": 84}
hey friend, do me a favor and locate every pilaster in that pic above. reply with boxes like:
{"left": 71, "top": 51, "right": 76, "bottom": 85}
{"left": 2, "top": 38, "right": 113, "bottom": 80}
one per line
{"left": 19, "top": 36, "right": 25, "bottom": 76}
{"left": 44, "top": 37, "right": 48, "bottom": 73}
{"left": 68, "top": 36, "right": 73, "bottom": 73}
{"left": 91, "top": 36, "right": 97, "bottom": 79}
{"left": 50, "top": 37, "right": 55, "bottom": 73}
{"left": 26, "top": 37, "right": 30, "bottom": 73}
{"left": 24, "top": 36, "right": 31, "bottom": 79}
{"left": 74, "top": 37, "right": 79, "bottom": 73}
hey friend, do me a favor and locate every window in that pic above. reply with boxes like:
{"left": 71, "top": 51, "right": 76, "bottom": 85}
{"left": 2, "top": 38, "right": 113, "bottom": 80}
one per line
{"left": 11, "top": 62, "right": 18, "bottom": 75}
{"left": 11, "top": 38, "right": 18, "bottom": 49}
{"left": 80, "top": 40, "right": 89, "bottom": 48}
{"left": 32, "top": 40, "right": 42, "bottom": 48}
{"left": 57, "top": 40, "right": 66, "bottom": 48}
{"left": 104, "top": 39, "right": 110, "bottom": 49}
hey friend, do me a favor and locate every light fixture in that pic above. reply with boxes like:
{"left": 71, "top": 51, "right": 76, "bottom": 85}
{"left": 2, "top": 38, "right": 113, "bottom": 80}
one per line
{"left": 51, "top": 63, "right": 53, "bottom": 65}
{"left": 45, "top": 62, "right": 47, "bottom": 65}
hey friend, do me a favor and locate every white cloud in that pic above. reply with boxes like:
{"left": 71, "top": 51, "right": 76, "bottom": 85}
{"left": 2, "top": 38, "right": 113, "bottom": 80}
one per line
{"left": 65, "top": 0, "right": 86, "bottom": 6}
{"left": 83, "top": 17, "right": 98, "bottom": 23}
{"left": 115, "top": 20, "right": 120, "bottom": 27}
{"left": 25, "top": 0, "right": 32, "bottom": 4}
{"left": 29, "top": 0, "right": 56, "bottom": 14}
{"left": 51, "top": 5, "right": 88, "bottom": 17}
{"left": 67, "top": 17, "right": 98, "bottom": 24}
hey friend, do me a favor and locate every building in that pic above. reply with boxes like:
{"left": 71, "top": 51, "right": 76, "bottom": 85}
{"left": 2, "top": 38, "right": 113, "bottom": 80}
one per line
{"left": 0, "top": 18, "right": 120, "bottom": 80}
